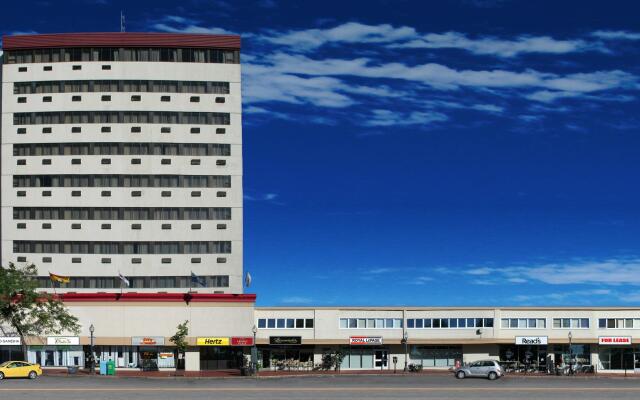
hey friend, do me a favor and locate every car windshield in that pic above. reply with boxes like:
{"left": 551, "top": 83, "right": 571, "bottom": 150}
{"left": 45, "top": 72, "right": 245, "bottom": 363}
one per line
{"left": 0, "top": 361, "right": 12, "bottom": 367}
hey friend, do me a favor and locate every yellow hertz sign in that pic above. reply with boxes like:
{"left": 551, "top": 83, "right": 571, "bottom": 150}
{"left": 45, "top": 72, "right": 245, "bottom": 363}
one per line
{"left": 197, "top": 337, "right": 230, "bottom": 346}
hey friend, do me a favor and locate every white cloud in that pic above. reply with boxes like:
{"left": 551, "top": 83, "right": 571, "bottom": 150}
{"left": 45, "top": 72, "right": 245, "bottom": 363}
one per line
{"left": 280, "top": 296, "right": 313, "bottom": 304}
{"left": 591, "top": 30, "right": 640, "bottom": 41}
{"left": 472, "top": 258, "right": 640, "bottom": 286}
{"left": 260, "top": 22, "right": 417, "bottom": 51}
{"left": 394, "top": 32, "right": 595, "bottom": 58}
{"left": 152, "top": 23, "right": 235, "bottom": 35}
{"left": 363, "top": 109, "right": 448, "bottom": 127}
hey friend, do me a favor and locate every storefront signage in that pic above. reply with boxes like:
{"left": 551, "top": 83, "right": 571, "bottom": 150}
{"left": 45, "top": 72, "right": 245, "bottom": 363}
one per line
{"left": 0, "top": 337, "right": 21, "bottom": 345}
{"left": 132, "top": 336, "right": 165, "bottom": 346}
{"left": 269, "top": 336, "right": 302, "bottom": 345}
{"left": 350, "top": 336, "right": 383, "bottom": 345}
{"left": 159, "top": 352, "right": 174, "bottom": 359}
{"left": 47, "top": 336, "right": 80, "bottom": 346}
{"left": 197, "top": 337, "right": 230, "bottom": 346}
{"left": 231, "top": 337, "right": 254, "bottom": 346}
{"left": 599, "top": 336, "right": 632, "bottom": 345}
{"left": 515, "top": 336, "right": 548, "bottom": 345}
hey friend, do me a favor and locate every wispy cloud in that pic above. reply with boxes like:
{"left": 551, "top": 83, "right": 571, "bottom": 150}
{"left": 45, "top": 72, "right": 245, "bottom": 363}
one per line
{"left": 244, "top": 192, "right": 282, "bottom": 203}
{"left": 592, "top": 30, "right": 640, "bottom": 41}
{"left": 280, "top": 296, "right": 313, "bottom": 304}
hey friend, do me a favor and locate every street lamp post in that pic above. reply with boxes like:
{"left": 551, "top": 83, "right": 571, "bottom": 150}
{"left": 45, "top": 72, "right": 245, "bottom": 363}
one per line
{"left": 402, "top": 331, "right": 408, "bottom": 372}
{"left": 251, "top": 325, "right": 258, "bottom": 376}
{"left": 89, "top": 324, "right": 95, "bottom": 374}
{"left": 568, "top": 331, "right": 573, "bottom": 376}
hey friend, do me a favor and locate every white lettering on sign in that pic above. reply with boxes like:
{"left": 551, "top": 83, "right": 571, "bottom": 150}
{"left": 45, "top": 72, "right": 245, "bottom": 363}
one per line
{"left": 46, "top": 336, "right": 80, "bottom": 346}
{"left": 599, "top": 336, "right": 632, "bottom": 345}
{"left": 349, "top": 336, "right": 383, "bottom": 345}
{"left": 0, "top": 337, "right": 21, "bottom": 345}
{"left": 515, "top": 336, "right": 548, "bottom": 345}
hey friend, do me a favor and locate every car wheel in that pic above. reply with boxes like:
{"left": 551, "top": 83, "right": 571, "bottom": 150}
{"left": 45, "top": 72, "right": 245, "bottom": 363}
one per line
{"left": 456, "top": 371, "right": 466, "bottom": 379}
{"left": 488, "top": 371, "right": 498, "bottom": 380}
{"left": 0, "top": 372, "right": 4, "bottom": 380}
{"left": 28, "top": 371, "right": 37, "bottom": 379}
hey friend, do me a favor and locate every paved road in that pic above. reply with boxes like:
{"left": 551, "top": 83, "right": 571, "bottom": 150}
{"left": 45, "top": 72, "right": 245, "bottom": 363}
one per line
{"left": 1, "top": 374, "right": 640, "bottom": 399}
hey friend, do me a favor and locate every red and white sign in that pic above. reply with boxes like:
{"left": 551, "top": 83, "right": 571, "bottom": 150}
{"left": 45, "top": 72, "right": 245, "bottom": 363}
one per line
{"left": 350, "top": 336, "right": 383, "bottom": 345}
{"left": 231, "top": 337, "right": 254, "bottom": 346}
{"left": 599, "top": 336, "right": 632, "bottom": 345}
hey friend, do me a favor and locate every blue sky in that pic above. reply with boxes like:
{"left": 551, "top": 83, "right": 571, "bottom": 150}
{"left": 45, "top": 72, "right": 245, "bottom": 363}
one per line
{"left": 2, "top": 0, "right": 640, "bottom": 306}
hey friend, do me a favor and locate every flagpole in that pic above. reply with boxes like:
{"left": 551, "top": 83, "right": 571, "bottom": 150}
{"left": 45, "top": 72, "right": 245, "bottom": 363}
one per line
{"left": 49, "top": 272, "right": 57, "bottom": 295}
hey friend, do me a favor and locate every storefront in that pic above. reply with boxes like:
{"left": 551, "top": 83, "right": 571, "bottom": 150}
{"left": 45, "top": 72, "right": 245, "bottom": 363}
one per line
{"left": 0, "top": 337, "right": 22, "bottom": 363}
{"left": 260, "top": 336, "right": 312, "bottom": 370}
{"left": 409, "top": 345, "right": 462, "bottom": 368}
{"left": 131, "top": 336, "right": 174, "bottom": 370}
{"left": 598, "top": 336, "right": 637, "bottom": 371}
{"left": 337, "top": 336, "right": 387, "bottom": 370}
{"left": 500, "top": 336, "right": 548, "bottom": 372}
{"left": 28, "top": 336, "right": 83, "bottom": 367}
{"left": 198, "top": 337, "right": 252, "bottom": 370}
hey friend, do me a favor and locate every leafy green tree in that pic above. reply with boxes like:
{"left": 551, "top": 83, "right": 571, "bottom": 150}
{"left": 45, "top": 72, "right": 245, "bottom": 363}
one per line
{"left": 0, "top": 263, "right": 80, "bottom": 359}
{"left": 170, "top": 320, "right": 189, "bottom": 370}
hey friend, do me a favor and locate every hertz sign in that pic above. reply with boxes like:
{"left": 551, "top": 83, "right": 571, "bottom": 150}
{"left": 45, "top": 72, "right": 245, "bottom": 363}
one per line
{"left": 197, "top": 337, "right": 230, "bottom": 346}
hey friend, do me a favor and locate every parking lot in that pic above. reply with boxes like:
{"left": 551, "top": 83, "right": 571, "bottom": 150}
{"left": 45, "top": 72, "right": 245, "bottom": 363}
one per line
{"left": 1, "top": 374, "right": 640, "bottom": 400}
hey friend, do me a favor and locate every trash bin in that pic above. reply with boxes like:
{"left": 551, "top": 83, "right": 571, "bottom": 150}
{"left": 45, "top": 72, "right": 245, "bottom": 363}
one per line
{"left": 67, "top": 366, "right": 79, "bottom": 375}
{"left": 99, "top": 360, "right": 107, "bottom": 375}
{"left": 106, "top": 360, "right": 116, "bottom": 376}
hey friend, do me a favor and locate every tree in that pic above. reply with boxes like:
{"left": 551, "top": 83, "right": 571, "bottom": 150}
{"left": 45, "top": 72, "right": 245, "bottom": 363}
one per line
{"left": 0, "top": 263, "right": 80, "bottom": 360}
{"left": 170, "top": 320, "right": 189, "bottom": 371}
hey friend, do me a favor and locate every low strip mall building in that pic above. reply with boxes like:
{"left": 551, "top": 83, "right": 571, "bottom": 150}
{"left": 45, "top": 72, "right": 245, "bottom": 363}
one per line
{"left": 2, "top": 293, "right": 640, "bottom": 373}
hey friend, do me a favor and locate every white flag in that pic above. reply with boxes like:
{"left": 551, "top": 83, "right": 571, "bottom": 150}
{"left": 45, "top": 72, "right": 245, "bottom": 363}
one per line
{"left": 118, "top": 272, "right": 130, "bottom": 287}
{"left": 245, "top": 272, "right": 252, "bottom": 288}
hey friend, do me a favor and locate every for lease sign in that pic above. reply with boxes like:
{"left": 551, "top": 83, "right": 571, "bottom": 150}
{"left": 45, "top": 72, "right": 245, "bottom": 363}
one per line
{"left": 599, "top": 336, "right": 632, "bottom": 345}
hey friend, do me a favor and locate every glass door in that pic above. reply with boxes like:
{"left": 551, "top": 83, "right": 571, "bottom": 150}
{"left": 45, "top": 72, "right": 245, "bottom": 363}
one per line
{"left": 374, "top": 350, "right": 388, "bottom": 369}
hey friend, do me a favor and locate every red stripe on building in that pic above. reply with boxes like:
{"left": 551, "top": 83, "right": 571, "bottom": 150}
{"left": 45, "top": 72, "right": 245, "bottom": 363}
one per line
{"left": 55, "top": 292, "right": 256, "bottom": 303}
{"left": 2, "top": 32, "right": 241, "bottom": 50}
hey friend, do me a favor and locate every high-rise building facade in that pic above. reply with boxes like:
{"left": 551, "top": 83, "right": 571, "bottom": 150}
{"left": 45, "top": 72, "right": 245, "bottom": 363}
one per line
{"left": 1, "top": 33, "right": 243, "bottom": 293}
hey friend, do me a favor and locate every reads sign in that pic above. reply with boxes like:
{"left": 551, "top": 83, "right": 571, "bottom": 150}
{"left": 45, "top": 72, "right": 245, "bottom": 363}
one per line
{"left": 515, "top": 336, "right": 548, "bottom": 345}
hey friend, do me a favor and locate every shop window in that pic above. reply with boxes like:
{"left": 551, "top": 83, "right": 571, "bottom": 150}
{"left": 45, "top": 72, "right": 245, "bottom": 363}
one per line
{"left": 258, "top": 319, "right": 266, "bottom": 328}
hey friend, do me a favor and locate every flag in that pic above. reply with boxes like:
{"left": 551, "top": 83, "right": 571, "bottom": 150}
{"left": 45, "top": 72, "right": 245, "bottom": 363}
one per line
{"left": 118, "top": 272, "right": 130, "bottom": 287}
{"left": 245, "top": 272, "right": 252, "bottom": 288}
{"left": 190, "top": 272, "right": 206, "bottom": 287}
{"left": 49, "top": 272, "right": 70, "bottom": 284}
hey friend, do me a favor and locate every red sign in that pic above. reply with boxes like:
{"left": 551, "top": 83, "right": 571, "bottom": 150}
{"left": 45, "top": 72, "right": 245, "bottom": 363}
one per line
{"left": 231, "top": 337, "right": 254, "bottom": 346}
{"left": 599, "top": 336, "right": 632, "bottom": 345}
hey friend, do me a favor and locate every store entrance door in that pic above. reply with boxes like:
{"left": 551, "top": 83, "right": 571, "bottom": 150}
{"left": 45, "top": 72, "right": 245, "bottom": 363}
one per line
{"left": 374, "top": 350, "right": 388, "bottom": 369}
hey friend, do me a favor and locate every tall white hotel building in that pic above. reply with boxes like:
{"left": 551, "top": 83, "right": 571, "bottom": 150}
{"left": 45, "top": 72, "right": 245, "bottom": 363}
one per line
{"left": 1, "top": 33, "right": 244, "bottom": 294}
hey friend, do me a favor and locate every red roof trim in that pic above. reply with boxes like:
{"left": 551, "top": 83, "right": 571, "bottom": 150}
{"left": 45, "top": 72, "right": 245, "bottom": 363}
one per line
{"left": 56, "top": 292, "right": 256, "bottom": 303}
{"left": 2, "top": 32, "right": 241, "bottom": 50}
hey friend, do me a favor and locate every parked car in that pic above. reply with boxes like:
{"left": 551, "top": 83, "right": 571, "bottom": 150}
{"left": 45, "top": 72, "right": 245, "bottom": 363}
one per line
{"left": 0, "top": 361, "right": 42, "bottom": 379}
{"left": 454, "top": 360, "right": 503, "bottom": 380}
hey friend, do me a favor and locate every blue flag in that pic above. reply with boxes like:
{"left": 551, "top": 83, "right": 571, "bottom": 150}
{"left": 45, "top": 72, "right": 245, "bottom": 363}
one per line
{"left": 190, "top": 272, "right": 206, "bottom": 287}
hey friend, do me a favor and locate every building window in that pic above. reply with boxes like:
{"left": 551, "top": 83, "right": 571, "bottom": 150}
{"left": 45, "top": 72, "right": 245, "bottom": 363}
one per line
{"left": 43, "top": 96, "right": 52, "bottom": 102}
{"left": 191, "top": 224, "right": 201, "bottom": 230}
{"left": 42, "top": 223, "right": 52, "bottom": 229}
{"left": 71, "top": 159, "right": 81, "bottom": 165}
{"left": 216, "top": 128, "right": 226, "bottom": 134}
{"left": 43, "top": 65, "right": 53, "bottom": 71}
{"left": 13, "top": 241, "right": 232, "bottom": 255}
{"left": 131, "top": 258, "right": 142, "bottom": 264}
{"left": 131, "top": 159, "right": 141, "bottom": 165}
{"left": 191, "top": 191, "right": 201, "bottom": 197}
{"left": 19, "top": 67, "right": 27, "bottom": 72}
{"left": 217, "top": 191, "right": 226, "bottom": 197}
{"left": 71, "top": 126, "right": 81, "bottom": 133}
{"left": 17, "top": 223, "right": 26, "bottom": 229}
{"left": 71, "top": 223, "right": 81, "bottom": 229}
{"left": 216, "top": 224, "right": 227, "bottom": 230}
{"left": 161, "top": 258, "right": 171, "bottom": 264}
{"left": 161, "top": 159, "right": 171, "bottom": 165}
{"left": 101, "top": 258, "right": 111, "bottom": 264}
{"left": 131, "top": 126, "right": 141, "bottom": 133}
{"left": 598, "top": 318, "right": 640, "bottom": 329}
{"left": 160, "top": 127, "right": 171, "bottom": 133}
{"left": 101, "top": 126, "right": 111, "bottom": 133}
{"left": 161, "top": 191, "right": 171, "bottom": 197}
{"left": 101, "top": 191, "right": 111, "bottom": 197}
{"left": 500, "top": 318, "right": 546, "bottom": 329}
{"left": 161, "top": 96, "right": 170, "bottom": 102}
{"left": 102, "top": 65, "right": 111, "bottom": 70}
{"left": 72, "top": 258, "right": 81, "bottom": 263}
{"left": 215, "top": 97, "right": 225, "bottom": 103}
{"left": 131, "top": 95, "right": 141, "bottom": 101}
{"left": 42, "top": 191, "right": 51, "bottom": 197}
{"left": 190, "top": 96, "right": 200, "bottom": 102}
{"left": 190, "top": 127, "right": 200, "bottom": 134}
{"left": 17, "top": 128, "right": 27, "bottom": 134}
{"left": 161, "top": 224, "right": 172, "bottom": 230}
{"left": 339, "top": 318, "right": 403, "bottom": 329}
{"left": 101, "top": 95, "right": 111, "bottom": 101}
{"left": 131, "top": 191, "right": 142, "bottom": 197}
{"left": 72, "top": 65, "right": 81, "bottom": 70}
{"left": 17, "top": 159, "right": 26, "bottom": 165}
{"left": 42, "top": 127, "right": 52, "bottom": 134}
{"left": 101, "top": 224, "right": 111, "bottom": 230}
{"left": 72, "top": 95, "right": 81, "bottom": 101}
{"left": 191, "top": 159, "right": 201, "bottom": 165}
{"left": 17, "top": 191, "right": 26, "bottom": 197}
{"left": 191, "top": 258, "right": 201, "bottom": 263}
{"left": 552, "top": 318, "right": 589, "bottom": 329}
{"left": 131, "top": 224, "right": 141, "bottom": 230}
{"left": 18, "top": 97, "right": 27, "bottom": 103}
{"left": 101, "top": 158, "right": 111, "bottom": 164}
{"left": 216, "top": 257, "right": 227, "bottom": 263}
{"left": 71, "top": 190, "right": 81, "bottom": 197}
{"left": 216, "top": 160, "right": 226, "bottom": 166}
